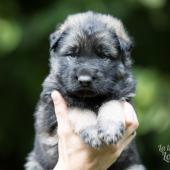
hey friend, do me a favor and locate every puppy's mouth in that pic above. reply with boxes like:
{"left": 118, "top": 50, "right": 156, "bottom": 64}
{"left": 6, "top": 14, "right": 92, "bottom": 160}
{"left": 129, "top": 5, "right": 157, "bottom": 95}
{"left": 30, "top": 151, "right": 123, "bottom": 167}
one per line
{"left": 68, "top": 89, "right": 98, "bottom": 98}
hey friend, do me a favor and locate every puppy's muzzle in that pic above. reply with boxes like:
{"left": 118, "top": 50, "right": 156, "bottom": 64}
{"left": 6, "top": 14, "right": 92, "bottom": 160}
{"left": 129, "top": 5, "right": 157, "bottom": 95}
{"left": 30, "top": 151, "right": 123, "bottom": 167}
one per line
{"left": 78, "top": 75, "right": 92, "bottom": 87}
{"left": 76, "top": 67, "right": 97, "bottom": 88}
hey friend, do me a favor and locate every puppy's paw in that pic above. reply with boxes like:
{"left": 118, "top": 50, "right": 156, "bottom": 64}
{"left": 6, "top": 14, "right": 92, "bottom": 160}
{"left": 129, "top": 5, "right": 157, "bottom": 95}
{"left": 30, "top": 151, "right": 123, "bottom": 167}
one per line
{"left": 98, "top": 121, "right": 125, "bottom": 145}
{"left": 79, "top": 126, "right": 102, "bottom": 149}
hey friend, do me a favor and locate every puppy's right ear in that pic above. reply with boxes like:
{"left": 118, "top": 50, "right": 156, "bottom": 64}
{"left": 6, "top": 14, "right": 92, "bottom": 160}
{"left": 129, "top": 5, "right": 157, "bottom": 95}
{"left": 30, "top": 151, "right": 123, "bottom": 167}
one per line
{"left": 49, "top": 31, "right": 62, "bottom": 51}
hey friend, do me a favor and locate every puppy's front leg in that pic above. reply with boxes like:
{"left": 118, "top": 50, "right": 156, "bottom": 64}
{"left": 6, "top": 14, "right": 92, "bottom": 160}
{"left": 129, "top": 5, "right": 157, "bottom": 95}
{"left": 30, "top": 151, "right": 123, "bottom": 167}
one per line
{"left": 97, "top": 101, "right": 126, "bottom": 145}
{"left": 68, "top": 108, "right": 102, "bottom": 148}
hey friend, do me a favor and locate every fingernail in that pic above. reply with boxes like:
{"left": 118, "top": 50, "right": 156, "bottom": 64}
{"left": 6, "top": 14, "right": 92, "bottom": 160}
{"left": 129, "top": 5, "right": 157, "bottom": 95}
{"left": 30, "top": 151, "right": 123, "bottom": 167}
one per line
{"left": 51, "top": 91, "right": 58, "bottom": 100}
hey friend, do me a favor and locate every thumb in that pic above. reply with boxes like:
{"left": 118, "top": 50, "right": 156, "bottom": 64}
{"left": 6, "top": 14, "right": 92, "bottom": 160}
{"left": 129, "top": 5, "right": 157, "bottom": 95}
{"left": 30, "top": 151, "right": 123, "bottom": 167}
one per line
{"left": 51, "top": 91, "right": 71, "bottom": 135}
{"left": 51, "top": 90, "right": 68, "bottom": 117}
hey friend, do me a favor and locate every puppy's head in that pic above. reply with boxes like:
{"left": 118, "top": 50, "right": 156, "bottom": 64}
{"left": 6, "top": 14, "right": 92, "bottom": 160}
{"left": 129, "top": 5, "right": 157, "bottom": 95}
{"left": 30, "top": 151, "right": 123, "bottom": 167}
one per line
{"left": 49, "top": 12, "right": 135, "bottom": 101}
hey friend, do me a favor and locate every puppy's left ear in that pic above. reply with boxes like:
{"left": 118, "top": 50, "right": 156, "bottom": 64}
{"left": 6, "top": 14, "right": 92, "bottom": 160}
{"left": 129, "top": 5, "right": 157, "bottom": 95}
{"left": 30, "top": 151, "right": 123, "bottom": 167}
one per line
{"left": 49, "top": 31, "right": 62, "bottom": 50}
{"left": 110, "top": 19, "right": 134, "bottom": 57}
{"left": 117, "top": 36, "right": 134, "bottom": 58}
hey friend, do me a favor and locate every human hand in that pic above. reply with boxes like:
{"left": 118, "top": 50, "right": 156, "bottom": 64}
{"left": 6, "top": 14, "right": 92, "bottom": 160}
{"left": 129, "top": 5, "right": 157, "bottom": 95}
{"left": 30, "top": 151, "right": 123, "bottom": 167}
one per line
{"left": 51, "top": 91, "right": 139, "bottom": 170}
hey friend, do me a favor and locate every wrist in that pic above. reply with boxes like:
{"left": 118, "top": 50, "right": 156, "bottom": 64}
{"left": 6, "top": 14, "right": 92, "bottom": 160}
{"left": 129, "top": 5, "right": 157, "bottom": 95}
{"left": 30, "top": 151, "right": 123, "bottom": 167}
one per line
{"left": 53, "top": 160, "right": 68, "bottom": 170}
{"left": 53, "top": 160, "right": 106, "bottom": 170}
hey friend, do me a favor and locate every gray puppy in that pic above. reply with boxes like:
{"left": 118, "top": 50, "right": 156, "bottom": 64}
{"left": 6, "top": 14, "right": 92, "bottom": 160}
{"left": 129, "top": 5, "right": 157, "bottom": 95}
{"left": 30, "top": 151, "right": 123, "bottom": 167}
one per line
{"left": 25, "top": 11, "right": 145, "bottom": 170}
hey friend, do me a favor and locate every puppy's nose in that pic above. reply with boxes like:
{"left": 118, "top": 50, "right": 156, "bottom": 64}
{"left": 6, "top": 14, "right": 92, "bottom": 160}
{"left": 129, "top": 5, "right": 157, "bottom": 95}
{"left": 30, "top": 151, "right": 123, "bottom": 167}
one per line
{"left": 78, "top": 75, "right": 92, "bottom": 87}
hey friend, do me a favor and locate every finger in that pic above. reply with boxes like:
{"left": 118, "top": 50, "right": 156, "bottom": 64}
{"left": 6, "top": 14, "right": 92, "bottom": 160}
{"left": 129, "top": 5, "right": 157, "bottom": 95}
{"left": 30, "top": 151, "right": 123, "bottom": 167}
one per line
{"left": 111, "top": 102, "right": 138, "bottom": 154}
{"left": 121, "top": 102, "right": 138, "bottom": 147}
{"left": 112, "top": 131, "right": 136, "bottom": 154}
{"left": 124, "top": 102, "right": 139, "bottom": 130}
{"left": 51, "top": 91, "right": 72, "bottom": 135}
{"left": 119, "top": 131, "right": 136, "bottom": 153}
{"left": 51, "top": 91, "right": 68, "bottom": 118}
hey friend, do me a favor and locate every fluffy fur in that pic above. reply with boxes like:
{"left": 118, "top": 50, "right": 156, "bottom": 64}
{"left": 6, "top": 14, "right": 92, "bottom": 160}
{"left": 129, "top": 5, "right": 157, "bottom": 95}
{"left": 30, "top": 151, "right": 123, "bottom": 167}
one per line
{"left": 25, "top": 11, "right": 145, "bottom": 170}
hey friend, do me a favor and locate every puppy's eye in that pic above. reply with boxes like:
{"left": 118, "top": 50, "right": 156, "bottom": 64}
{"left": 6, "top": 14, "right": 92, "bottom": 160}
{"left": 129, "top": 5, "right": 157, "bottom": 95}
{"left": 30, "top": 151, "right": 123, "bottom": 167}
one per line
{"left": 96, "top": 50, "right": 114, "bottom": 59}
{"left": 66, "top": 53, "right": 77, "bottom": 58}
{"left": 102, "top": 53, "right": 113, "bottom": 58}
{"left": 66, "top": 46, "right": 79, "bottom": 58}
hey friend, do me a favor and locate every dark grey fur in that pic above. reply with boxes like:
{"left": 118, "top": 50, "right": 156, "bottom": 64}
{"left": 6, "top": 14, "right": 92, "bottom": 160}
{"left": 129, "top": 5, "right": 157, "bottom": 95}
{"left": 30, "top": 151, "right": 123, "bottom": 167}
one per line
{"left": 25, "top": 12, "right": 145, "bottom": 170}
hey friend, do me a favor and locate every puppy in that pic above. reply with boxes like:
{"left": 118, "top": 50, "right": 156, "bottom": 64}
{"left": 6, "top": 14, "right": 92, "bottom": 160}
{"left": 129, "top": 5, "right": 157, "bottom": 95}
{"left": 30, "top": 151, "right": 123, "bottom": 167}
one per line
{"left": 25, "top": 11, "right": 145, "bottom": 170}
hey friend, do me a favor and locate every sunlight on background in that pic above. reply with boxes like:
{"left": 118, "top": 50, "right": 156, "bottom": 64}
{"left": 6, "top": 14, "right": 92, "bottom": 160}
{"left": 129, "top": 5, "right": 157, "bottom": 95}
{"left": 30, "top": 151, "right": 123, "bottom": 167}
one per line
{"left": 0, "top": 19, "right": 22, "bottom": 55}
{"left": 138, "top": 0, "right": 166, "bottom": 9}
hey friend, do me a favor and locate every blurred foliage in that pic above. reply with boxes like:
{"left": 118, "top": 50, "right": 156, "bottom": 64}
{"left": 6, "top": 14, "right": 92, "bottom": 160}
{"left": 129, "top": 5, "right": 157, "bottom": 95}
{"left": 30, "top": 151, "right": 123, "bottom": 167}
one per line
{"left": 0, "top": 0, "right": 170, "bottom": 170}
{"left": 135, "top": 68, "right": 170, "bottom": 140}
{"left": 0, "top": 19, "right": 22, "bottom": 55}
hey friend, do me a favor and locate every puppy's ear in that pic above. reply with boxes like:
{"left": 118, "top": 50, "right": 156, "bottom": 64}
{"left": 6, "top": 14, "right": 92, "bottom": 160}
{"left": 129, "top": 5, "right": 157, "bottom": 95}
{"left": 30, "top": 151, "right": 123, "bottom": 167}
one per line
{"left": 117, "top": 36, "right": 134, "bottom": 57}
{"left": 49, "top": 31, "right": 62, "bottom": 50}
{"left": 109, "top": 19, "right": 134, "bottom": 57}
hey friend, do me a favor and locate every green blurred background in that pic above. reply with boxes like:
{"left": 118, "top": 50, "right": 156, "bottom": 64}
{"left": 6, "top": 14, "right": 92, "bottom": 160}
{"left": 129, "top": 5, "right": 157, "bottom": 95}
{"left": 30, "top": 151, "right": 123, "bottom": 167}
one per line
{"left": 0, "top": 0, "right": 170, "bottom": 169}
